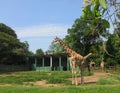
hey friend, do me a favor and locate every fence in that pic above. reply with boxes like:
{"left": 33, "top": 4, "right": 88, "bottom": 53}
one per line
{"left": 0, "top": 64, "right": 31, "bottom": 72}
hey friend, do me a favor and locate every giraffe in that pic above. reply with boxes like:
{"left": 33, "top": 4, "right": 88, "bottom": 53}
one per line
{"left": 90, "top": 60, "right": 95, "bottom": 70}
{"left": 100, "top": 58, "right": 105, "bottom": 72}
{"left": 52, "top": 37, "right": 92, "bottom": 85}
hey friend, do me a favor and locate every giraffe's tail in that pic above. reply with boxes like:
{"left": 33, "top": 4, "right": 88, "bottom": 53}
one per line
{"left": 84, "top": 53, "right": 92, "bottom": 59}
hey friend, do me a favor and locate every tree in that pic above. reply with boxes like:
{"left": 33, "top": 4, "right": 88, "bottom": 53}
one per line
{"left": 105, "top": 1, "right": 120, "bottom": 66}
{"left": 0, "top": 23, "right": 17, "bottom": 38}
{"left": 105, "top": 33, "right": 120, "bottom": 66}
{"left": 64, "top": 18, "right": 87, "bottom": 55}
{"left": 0, "top": 23, "right": 29, "bottom": 64}
{"left": 64, "top": 15, "right": 109, "bottom": 64}
{"left": 82, "top": 0, "right": 120, "bottom": 67}
{"left": 114, "top": 1, "right": 120, "bottom": 37}
{"left": 27, "top": 51, "right": 34, "bottom": 56}
{"left": 36, "top": 48, "right": 44, "bottom": 55}
{"left": 46, "top": 42, "right": 64, "bottom": 54}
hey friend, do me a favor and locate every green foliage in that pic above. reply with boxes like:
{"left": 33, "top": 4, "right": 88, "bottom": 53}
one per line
{"left": 102, "top": 19, "right": 110, "bottom": 28}
{"left": 65, "top": 18, "right": 88, "bottom": 55}
{"left": 35, "top": 48, "right": 44, "bottom": 55}
{"left": 64, "top": 16, "right": 108, "bottom": 64}
{"left": 27, "top": 51, "right": 35, "bottom": 56}
{"left": 82, "top": 0, "right": 107, "bottom": 19}
{"left": 82, "top": 5, "right": 94, "bottom": 19}
{"left": 64, "top": 0, "right": 112, "bottom": 67}
{"left": 0, "top": 23, "right": 30, "bottom": 64}
{"left": 99, "top": 0, "right": 107, "bottom": 9}
{"left": 46, "top": 43, "right": 64, "bottom": 54}
{"left": 0, "top": 23, "right": 17, "bottom": 38}
{"left": 106, "top": 58, "right": 117, "bottom": 66}
{"left": 105, "top": 33, "right": 120, "bottom": 65}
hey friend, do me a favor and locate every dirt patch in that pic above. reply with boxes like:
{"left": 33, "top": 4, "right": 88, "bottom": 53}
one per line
{"left": 0, "top": 84, "right": 12, "bottom": 87}
{"left": 83, "top": 72, "right": 109, "bottom": 83}
{"left": 33, "top": 80, "right": 65, "bottom": 87}
{"left": 0, "top": 74, "right": 20, "bottom": 77}
{"left": 68, "top": 72, "right": 109, "bottom": 84}
{"left": 24, "top": 80, "right": 65, "bottom": 87}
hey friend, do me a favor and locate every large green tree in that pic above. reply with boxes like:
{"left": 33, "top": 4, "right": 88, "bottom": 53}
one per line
{"left": 46, "top": 43, "right": 64, "bottom": 54}
{"left": 105, "top": 33, "right": 120, "bottom": 66}
{"left": 0, "top": 23, "right": 17, "bottom": 38}
{"left": 0, "top": 23, "right": 29, "bottom": 64}
{"left": 64, "top": 0, "right": 110, "bottom": 63}
{"left": 105, "top": 1, "right": 120, "bottom": 66}
{"left": 36, "top": 48, "right": 44, "bottom": 55}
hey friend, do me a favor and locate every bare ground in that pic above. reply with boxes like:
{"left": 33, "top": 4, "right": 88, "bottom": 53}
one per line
{"left": 80, "top": 72, "right": 109, "bottom": 84}
{"left": 32, "top": 80, "right": 65, "bottom": 87}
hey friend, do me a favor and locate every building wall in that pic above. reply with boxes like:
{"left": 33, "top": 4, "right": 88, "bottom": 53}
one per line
{"left": 30, "top": 54, "right": 70, "bottom": 71}
{"left": 0, "top": 54, "right": 70, "bottom": 72}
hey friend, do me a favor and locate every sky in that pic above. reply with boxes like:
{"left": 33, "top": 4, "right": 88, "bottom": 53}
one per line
{"left": 0, "top": 0, "right": 83, "bottom": 53}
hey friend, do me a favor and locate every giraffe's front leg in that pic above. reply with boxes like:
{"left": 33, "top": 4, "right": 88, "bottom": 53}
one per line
{"left": 74, "top": 70, "right": 78, "bottom": 86}
{"left": 71, "top": 69, "right": 75, "bottom": 85}
{"left": 73, "top": 66, "right": 78, "bottom": 85}
{"left": 70, "top": 61, "right": 75, "bottom": 85}
{"left": 72, "top": 73, "right": 75, "bottom": 85}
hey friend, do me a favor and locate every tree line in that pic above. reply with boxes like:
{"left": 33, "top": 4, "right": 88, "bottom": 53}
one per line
{"left": 0, "top": 23, "right": 44, "bottom": 65}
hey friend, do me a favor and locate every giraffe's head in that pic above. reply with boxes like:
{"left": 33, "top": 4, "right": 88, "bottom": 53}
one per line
{"left": 51, "top": 36, "right": 60, "bottom": 44}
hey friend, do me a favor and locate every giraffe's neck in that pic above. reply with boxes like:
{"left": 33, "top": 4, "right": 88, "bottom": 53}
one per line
{"left": 58, "top": 39, "right": 77, "bottom": 56}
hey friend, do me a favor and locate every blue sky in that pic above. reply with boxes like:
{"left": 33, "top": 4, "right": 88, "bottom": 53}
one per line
{"left": 0, "top": 0, "right": 83, "bottom": 53}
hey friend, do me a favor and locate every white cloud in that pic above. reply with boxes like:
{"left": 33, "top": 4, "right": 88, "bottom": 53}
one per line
{"left": 15, "top": 24, "right": 70, "bottom": 38}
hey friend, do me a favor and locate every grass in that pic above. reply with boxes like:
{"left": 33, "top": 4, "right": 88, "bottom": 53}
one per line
{"left": 0, "top": 71, "right": 93, "bottom": 85}
{"left": 97, "top": 78, "right": 118, "bottom": 85}
{"left": 97, "top": 72, "right": 120, "bottom": 85}
{"left": 0, "top": 85, "right": 120, "bottom": 93}
{"left": 0, "top": 71, "right": 48, "bottom": 84}
{"left": 0, "top": 71, "right": 120, "bottom": 93}
{"left": 0, "top": 71, "right": 72, "bottom": 85}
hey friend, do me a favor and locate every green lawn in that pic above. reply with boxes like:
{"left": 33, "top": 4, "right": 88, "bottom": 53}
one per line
{"left": 0, "top": 71, "right": 72, "bottom": 85}
{"left": 0, "top": 85, "right": 120, "bottom": 93}
{"left": 0, "top": 71, "right": 120, "bottom": 93}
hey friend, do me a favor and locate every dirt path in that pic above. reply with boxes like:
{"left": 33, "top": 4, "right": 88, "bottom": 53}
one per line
{"left": 32, "top": 80, "right": 64, "bottom": 87}
{"left": 80, "top": 72, "right": 108, "bottom": 84}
